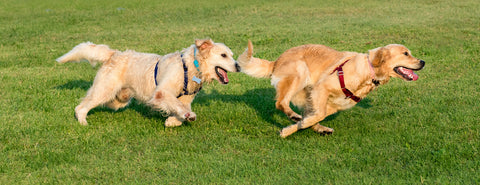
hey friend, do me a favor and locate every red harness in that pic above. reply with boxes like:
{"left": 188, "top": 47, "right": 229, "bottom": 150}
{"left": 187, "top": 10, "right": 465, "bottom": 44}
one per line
{"left": 331, "top": 59, "right": 361, "bottom": 102}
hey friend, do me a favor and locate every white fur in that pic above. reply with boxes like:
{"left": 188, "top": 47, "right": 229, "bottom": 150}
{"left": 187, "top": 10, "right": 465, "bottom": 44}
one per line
{"left": 57, "top": 39, "right": 238, "bottom": 126}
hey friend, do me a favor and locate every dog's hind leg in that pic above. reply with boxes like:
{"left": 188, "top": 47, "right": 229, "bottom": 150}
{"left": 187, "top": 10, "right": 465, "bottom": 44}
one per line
{"left": 105, "top": 88, "right": 133, "bottom": 110}
{"left": 280, "top": 87, "right": 334, "bottom": 138}
{"left": 273, "top": 75, "right": 307, "bottom": 122}
{"left": 75, "top": 71, "right": 123, "bottom": 125}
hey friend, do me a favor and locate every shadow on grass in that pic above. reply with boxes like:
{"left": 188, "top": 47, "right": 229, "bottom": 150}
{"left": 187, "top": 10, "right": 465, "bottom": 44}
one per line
{"left": 54, "top": 80, "right": 167, "bottom": 125}
{"left": 195, "top": 88, "right": 285, "bottom": 128}
{"left": 55, "top": 80, "right": 373, "bottom": 129}
{"left": 195, "top": 88, "right": 374, "bottom": 129}
{"left": 87, "top": 100, "right": 168, "bottom": 124}
{"left": 55, "top": 80, "right": 92, "bottom": 90}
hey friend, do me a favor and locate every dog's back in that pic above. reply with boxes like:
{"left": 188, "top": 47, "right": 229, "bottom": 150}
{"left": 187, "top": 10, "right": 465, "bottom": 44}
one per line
{"left": 238, "top": 43, "right": 351, "bottom": 81}
{"left": 272, "top": 44, "right": 356, "bottom": 85}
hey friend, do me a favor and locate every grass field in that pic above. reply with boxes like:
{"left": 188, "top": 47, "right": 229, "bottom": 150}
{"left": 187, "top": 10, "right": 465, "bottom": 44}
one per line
{"left": 1, "top": 0, "right": 479, "bottom": 184}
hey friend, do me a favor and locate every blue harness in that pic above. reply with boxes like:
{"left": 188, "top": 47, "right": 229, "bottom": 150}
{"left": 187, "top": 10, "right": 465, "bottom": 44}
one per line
{"left": 154, "top": 48, "right": 202, "bottom": 98}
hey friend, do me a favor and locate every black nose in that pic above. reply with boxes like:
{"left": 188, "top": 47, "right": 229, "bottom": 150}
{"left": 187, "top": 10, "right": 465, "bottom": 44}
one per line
{"left": 419, "top": 60, "right": 425, "bottom": 69}
{"left": 235, "top": 63, "right": 241, "bottom": 72}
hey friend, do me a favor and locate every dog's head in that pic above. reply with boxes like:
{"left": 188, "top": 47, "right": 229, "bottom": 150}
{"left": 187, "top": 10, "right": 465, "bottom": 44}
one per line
{"left": 369, "top": 44, "right": 425, "bottom": 82}
{"left": 195, "top": 39, "right": 240, "bottom": 84}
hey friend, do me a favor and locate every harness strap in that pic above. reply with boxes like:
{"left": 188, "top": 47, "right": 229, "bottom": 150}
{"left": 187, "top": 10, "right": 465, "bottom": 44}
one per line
{"left": 153, "top": 54, "right": 202, "bottom": 98}
{"left": 176, "top": 54, "right": 202, "bottom": 98}
{"left": 154, "top": 61, "right": 159, "bottom": 86}
{"left": 331, "top": 59, "right": 361, "bottom": 102}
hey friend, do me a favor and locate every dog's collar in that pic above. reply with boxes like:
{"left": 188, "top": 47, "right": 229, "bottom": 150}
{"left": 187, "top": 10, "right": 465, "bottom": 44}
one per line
{"left": 193, "top": 47, "right": 200, "bottom": 71}
{"left": 331, "top": 59, "right": 362, "bottom": 102}
{"left": 367, "top": 55, "right": 380, "bottom": 86}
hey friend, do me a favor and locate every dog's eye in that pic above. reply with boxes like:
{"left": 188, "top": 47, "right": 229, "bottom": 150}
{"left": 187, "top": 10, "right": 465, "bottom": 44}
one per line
{"left": 404, "top": 52, "right": 409, "bottom": 56}
{"left": 221, "top": 53, "right": 227, "bottom": 58}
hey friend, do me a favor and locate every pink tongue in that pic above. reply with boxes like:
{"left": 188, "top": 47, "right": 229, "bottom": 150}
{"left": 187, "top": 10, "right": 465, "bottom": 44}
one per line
{"left": 218, "top": 68, "right": 229, "bottom": 83}
{"left": 399, "top": 67, "right": 418, "bottom": 81}
{"left": 412, "top": 72, "right": 419, "bottom": 81}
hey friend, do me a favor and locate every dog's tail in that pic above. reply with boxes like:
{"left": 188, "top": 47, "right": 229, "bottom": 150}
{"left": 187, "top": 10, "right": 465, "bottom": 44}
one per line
{"left": 236, "top": 40, "right": 275, "bottom": 78}
{"left": 56, "top": 42, "right": 116, "bottom": 67}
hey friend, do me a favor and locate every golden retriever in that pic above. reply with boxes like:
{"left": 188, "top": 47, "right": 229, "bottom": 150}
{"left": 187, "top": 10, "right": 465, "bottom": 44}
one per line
{"left": 57, "top": 39, "right": 239, "bottom": 126}
{"left": 237, "top": 41, "right": 425, "bottom": 138}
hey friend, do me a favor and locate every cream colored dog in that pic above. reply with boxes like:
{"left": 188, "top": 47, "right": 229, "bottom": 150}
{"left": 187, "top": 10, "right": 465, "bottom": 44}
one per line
{"left": 237, "top": 41, "right": 425, "bottom": 138}
{"left": 57, "top": 39, "right": 239, "bottom": 126}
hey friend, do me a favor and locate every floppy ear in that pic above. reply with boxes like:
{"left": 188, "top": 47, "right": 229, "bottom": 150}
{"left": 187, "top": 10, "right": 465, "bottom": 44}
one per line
{"left": 369, "top": 46, "right": 388, "bottom": 67}
{"left": 195, "top": 39, "right": 214, "bottom": 52}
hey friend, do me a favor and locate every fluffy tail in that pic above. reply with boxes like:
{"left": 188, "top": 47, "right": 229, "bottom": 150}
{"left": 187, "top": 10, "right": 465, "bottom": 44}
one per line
{"left": 236, "top": 40, "right": 274, "bottom": 78}
{"left": 56, "top": 42, "right": 115, "bottom": 66}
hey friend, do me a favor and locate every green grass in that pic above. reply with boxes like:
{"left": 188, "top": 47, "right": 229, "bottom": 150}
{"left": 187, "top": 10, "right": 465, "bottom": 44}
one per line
{"left": 1, "top": 0, "right": 479, "bottom": 184}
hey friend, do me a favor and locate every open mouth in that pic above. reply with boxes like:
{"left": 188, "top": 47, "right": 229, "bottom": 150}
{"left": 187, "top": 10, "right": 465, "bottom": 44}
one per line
{"left": 215, "top": 66, "right": 229, "bottom": 84}
{"left": 394, "top": 66, "right": 419, "bottom": 81}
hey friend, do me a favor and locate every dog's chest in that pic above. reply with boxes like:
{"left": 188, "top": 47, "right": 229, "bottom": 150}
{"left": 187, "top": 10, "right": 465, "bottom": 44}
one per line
{"left": 327, "top": 82, "right": 375, "bottom": 110}
{"left": 328, "top": 94, "right": 357, "bottom": 110}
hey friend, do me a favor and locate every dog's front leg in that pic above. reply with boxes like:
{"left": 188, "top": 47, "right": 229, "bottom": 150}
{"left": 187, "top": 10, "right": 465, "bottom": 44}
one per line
{"left": 165, "top": 117, "right": 183, "bottom": 127}
{"left": 148, "top": 90, "right": 196, "bottom": 124}
{"left": 309, "top": 105, "right": 337, "bottom": 134}
{"left": 164, "top": 95, "right": 195, "bottom": 127}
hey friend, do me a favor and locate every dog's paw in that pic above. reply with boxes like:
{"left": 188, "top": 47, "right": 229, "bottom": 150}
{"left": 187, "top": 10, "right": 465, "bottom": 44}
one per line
{"left": 311, "top": 124, "right": 334, "bottom": 135}
{"left": 75, "top": 106, "right": 89, "bottom": 126}
{"left": 279, "top": 129, "right": 288, "bottom": 138}
{"left": 279, "top": 128, "right": 291, "bottom": 138}
{"left": 79, "top": 120, "right": 88, "bottom": 126}
{"left": 184, "top": 112, "right": 196, "bottom": 122}
{"left": 320, "top": 129, "right": 334, "bottom": 135}
{"left": 74, "top": 112, "right": 88, "bottom": 126}
{"left": 279, "top": 125, "right": 297, "bottom": 138}
{"left": 165, "top": 116, "right": 183, "bottom": 127}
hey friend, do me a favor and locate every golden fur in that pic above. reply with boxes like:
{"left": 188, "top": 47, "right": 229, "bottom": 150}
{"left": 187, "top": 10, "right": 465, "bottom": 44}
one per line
{"left": 237, "top": 41, "right": 425, "bottom": 138}
{"left": 57, "top": 39, "right": 239, "bottom": 126}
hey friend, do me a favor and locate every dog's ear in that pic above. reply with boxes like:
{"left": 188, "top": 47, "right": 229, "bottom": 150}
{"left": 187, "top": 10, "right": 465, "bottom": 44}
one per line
{"left": 369, "top": 46, "right": 389, "bottom": 67}
{"left": 195, "top": 39, "right": 214, "bottom": 51}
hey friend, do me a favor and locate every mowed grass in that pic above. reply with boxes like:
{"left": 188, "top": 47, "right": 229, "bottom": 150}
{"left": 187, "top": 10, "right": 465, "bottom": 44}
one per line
{"left": 1, "top": 0, "right": 479, "bottom": 184}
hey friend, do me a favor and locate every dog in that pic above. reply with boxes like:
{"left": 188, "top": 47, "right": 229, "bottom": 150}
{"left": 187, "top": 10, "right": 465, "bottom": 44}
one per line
{"left": 237, "top": 41, "right": 425, "bottom": 138}
{"left": 57, "top": 39, "right": 239, "bottom": 126}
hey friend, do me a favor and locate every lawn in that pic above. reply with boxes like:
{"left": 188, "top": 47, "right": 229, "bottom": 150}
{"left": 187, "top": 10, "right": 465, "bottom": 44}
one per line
{"left": 1, "top": 0, "right": 479, "bottom": 184}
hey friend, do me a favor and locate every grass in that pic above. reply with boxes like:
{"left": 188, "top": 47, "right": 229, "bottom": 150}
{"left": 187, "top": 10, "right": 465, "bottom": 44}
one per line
{"left": 1, "top": 0, "right": 479, "bottom": 184}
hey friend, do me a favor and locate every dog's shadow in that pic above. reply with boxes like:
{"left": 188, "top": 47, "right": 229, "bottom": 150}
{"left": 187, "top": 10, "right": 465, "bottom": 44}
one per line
{"left": 55, "top": 80, "right": 373, "bottom": 128}
{"left": 195, "top": 88, "right": 285, "bottom": 128}
{"left": 194, "top": 88, "right": 373, "bottom": 128}
{"left": 55, "top": 80, "right": 92, "bottom": 91}
{"left": 54, "top": 80, "right": 167, "bottom": 124}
